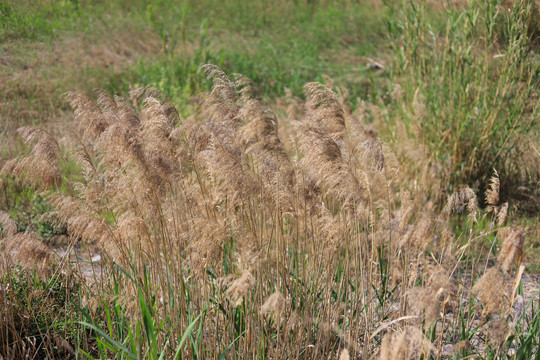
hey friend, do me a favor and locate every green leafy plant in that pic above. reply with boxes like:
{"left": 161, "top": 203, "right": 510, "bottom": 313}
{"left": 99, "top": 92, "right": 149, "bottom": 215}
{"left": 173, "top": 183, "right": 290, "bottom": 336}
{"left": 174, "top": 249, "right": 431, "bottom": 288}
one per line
{"left": 386, "top": 0, "right": 539, "bottom": 198}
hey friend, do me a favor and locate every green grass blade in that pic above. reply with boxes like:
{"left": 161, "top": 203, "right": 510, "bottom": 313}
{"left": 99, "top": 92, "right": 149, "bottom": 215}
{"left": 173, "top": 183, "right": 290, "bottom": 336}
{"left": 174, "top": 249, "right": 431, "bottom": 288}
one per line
{"left": 173, "top": 313, "right": 202, "bottom": 359}
{"left": 139, "top": 288, "right": 158, "bottom": 359}
{"left": 79, "top": 321, "right": 138, "bottom": 360}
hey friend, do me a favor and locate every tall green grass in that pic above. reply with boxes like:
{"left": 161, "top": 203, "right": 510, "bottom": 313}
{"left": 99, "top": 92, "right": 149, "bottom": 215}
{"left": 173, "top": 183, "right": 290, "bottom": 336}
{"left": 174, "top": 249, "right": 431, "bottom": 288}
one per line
{"left": 384, "top": 0, "right": 539, "bottom": 199}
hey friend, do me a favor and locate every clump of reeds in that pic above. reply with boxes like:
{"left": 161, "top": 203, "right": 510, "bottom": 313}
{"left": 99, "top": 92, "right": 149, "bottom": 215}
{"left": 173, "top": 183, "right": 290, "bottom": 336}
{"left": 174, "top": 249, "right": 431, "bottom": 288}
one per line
{"left": 0, "top": 65, "right": 534, "bottom": 359}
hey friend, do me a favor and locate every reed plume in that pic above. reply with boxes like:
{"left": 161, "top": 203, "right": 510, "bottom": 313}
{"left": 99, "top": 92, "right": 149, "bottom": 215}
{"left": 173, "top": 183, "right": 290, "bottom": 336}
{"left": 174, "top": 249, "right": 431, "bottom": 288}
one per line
{"left": 497, "top": 226, "right": 526, "bottom": 272}
{"left": 2, "top": 233, "right": 51, "bottom": 275}
{"left": 472, "top": 267, "right": 509, "bottom": 316}
{"left": 296, "top": 82, "right": 366, "bottom": 209}
{"left": 485, "top": 169, "right": 500, "bottom": 212}
{"left": 226, "top": 271, "right": 255, "bottom": 307}
{"left": 1, "top": 128, "right": 62, "bottom": 189}
{"left": 0, "top": 211, "right": 17, "bottom": 238}
{"left": 443, "top": 186, "right": 478, "bottom": 221}
{"left": 260, "top": 291, "right": 286, "bottom": 323}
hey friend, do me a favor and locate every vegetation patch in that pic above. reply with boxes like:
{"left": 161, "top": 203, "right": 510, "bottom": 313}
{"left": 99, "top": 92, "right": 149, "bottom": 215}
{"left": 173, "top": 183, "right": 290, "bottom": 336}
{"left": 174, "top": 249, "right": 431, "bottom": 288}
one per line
{"left": 0, "top": 0, "right": 538, "bottom": 359}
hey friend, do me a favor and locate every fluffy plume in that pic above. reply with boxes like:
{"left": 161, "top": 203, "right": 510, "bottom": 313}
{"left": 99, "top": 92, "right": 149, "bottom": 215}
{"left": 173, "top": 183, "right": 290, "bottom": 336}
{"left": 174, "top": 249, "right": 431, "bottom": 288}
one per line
{"left": 379, "top": 327, "right": 433, "bottom": 360}
{"left": 296, "top": 121, "right": 363, "bottom": 208}
{"left": 296, "top": 82, "right": 373, "bottom": 212}
{"left": 260, "top": 291, "right": 286, "bottom": 322}
{"left": 199, "top": 128, "right": 261, "bottom": 206}
{"left": 379, "top": 330, "right": 407, "bottom": 360}
{"left": 130, "top": 86, "right": 180, "bottom": 126}
{"left": 472, "top": 267, "right": 509, "bottom": 316}
{"left": 407, "top": 270, "right": 454, "bottom": 325}
{"left": 2, "top": 128, "right": 62, "bottom": 189}
{"left": 485, "top": 169, "right": 500, "bottom": 211}
{"left": 338, "top": 348, "right": 350, "bottom": 360}
{"left": 399, "top": 215, "right": 434, "bottom": 251}
{"left": 65, "top": 91, "right": 109, "bottom": 139}
{"left": 185, "top": 216, "right": 228, "bottom": 270}
{"left": 226, "top": 271, "right": 255, "bottom": 307}
{"left": 236, "top": 97, "right": 296, "bottom": 210}
{"left": 234, "top": 73, "right": 262, "bottom": 102}
{"left": 60, "top": 130, "right": 98, "bottom": 179}
{"left": 0, "top": 211, "right": 17, "bottom": 238}
{"left": 360, "top": 137, "right": 385, "bottom": 172}
{"left": 496, "top": 202, "right": 509, "bottom": 226}
{"left": 304, "top": 82, "right": 346, "bottom": 140}
{"left": 443, "top": 340, "right": 472, "bottom": 356}
{"left": 201, "top": 64, "right": 241, "bottom": 128}
{"left": 484, "top": 169, "right": 509, "bottom": 227}
{"left": 139, "top": 96, "right": 179, "bottom": 182}
{"left": 486, "top": 318, "right": 508, "bottom": 345}
{"left": 116, "top": 211, "right": 152, "bottom": 255}
{"left": 497, "top": 227, "right": 525, "bottom": 272}
{"left": 2, "top": 233, "right": 51, "bottom": 274}
{"left": 316, "top": 202, "right": 345, "bottom": 249}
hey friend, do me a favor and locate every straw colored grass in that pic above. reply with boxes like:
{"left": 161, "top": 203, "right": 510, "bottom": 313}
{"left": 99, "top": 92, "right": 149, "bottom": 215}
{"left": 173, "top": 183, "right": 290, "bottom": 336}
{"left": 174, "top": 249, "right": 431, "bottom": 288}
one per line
{"left": 1, "top": 64, "right": 537, "bottom": 359}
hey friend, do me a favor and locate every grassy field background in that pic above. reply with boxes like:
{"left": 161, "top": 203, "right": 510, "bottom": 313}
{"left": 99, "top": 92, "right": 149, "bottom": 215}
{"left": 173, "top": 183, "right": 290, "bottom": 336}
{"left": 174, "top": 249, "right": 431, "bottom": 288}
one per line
{"left": 1, "top": 0, "right": 539, "bottom": 359}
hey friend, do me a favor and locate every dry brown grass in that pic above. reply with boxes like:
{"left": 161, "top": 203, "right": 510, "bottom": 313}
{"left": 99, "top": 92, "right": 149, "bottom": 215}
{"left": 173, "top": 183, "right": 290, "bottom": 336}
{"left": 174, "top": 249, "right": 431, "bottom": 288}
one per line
{"left": 0, "top": 66, "right": 537, "bottom": 359}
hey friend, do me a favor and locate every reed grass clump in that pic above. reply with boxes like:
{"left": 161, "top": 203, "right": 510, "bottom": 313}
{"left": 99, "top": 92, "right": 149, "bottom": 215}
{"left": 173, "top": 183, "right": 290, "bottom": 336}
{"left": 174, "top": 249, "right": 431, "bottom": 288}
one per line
{"left": 1, "top": 65, "right": 537, "bottom": 359}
